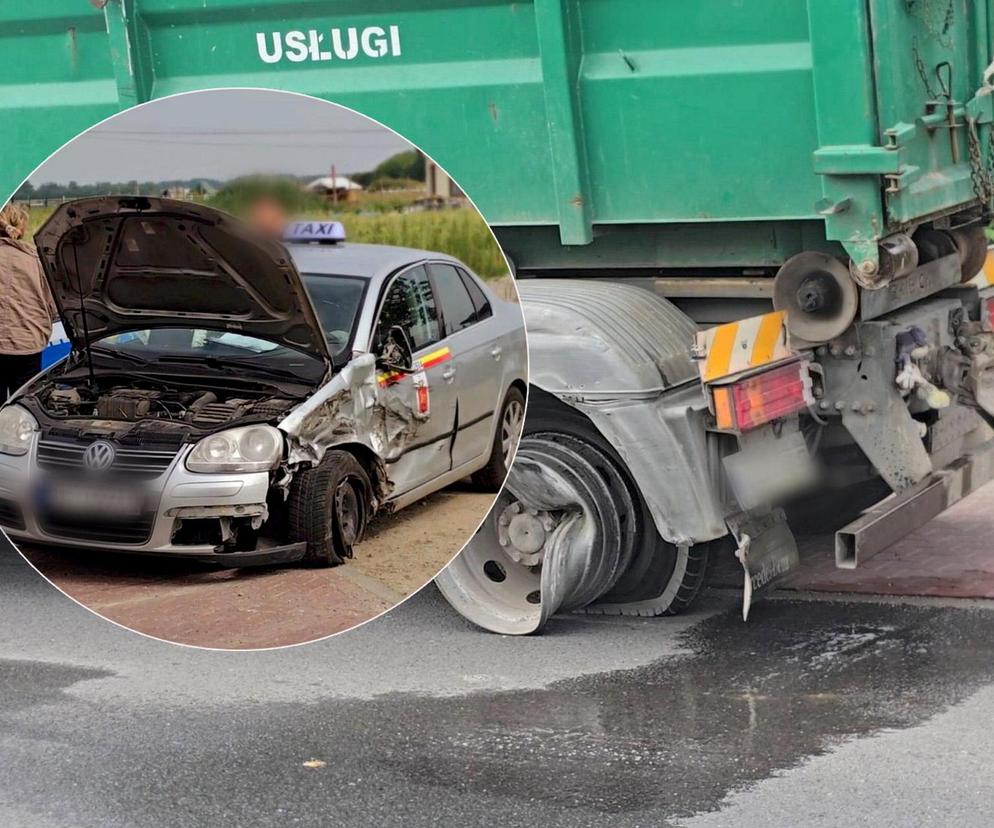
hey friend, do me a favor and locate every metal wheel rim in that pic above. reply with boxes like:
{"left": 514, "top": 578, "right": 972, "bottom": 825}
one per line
{"left": 334, "top": 477, "right": 362, "bottom": 546}
{"left": 500, "top": 398, "right": 524, "bottom": 467}
{"left": 436, "top": 434, "right": 625, "bottom": 634}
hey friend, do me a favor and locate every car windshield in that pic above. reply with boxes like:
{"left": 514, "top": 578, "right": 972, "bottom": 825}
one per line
{"left": 93, "top": 328, "right": 326, "bottom": 383}
{"left": 301, "top": 274, "right": 367, "bottom": 357}
{"left": 90, "top": 276, "right": 366, "bottom": 380}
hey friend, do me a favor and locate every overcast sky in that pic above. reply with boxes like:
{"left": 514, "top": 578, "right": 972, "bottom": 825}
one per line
{"left": 28, "top": 89, "right": 413, "bottom": 185}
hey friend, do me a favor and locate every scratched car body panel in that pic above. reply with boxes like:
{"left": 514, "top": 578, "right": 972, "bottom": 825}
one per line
{"left": 0, "top": 197, "right": 526, "bottom": 566}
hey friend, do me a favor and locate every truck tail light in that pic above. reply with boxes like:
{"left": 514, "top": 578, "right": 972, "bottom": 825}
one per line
{"left": 984, "top": 297, "right": 994, "bottom": 330}
{"left": 711, "top": 361, "right": 813, "bottom": 432}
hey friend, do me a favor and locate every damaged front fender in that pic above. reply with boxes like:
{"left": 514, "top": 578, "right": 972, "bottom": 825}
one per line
{"left": 278, "top": 352, "right": 430, "bottom": 500}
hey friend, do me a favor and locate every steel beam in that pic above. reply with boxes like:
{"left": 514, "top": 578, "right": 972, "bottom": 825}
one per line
{"left": 533, "top": 0, "right": 593, "bottom": 246}
{"left": 836, "top": 438, "right": 994, "bottom": 569}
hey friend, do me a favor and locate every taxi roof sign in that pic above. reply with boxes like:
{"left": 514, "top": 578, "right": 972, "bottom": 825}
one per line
{"left": 284, "top": 220, "right": 346, "bottom": 244}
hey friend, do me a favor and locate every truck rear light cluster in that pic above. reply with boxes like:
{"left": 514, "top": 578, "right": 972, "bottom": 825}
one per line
{"left": 711, "top": 360, "right": 814, "bottom": 432}
{"left": 984, "top": 297, "right": 994, "bottom": 330}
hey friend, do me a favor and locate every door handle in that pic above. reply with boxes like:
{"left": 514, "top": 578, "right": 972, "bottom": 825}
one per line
{"left": 442, "top": 366, "right": 456, "bottom": 383}
{"left": 490, "top": 346, "right": 502, "bottom": 361}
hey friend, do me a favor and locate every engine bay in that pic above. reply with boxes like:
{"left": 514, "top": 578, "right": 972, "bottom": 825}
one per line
{"left": 36, "top": 381, "right": 296, "bottom": 429}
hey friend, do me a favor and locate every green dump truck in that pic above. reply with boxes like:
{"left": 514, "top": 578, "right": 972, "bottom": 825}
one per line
{"left": 4, "top": 1, "right": 994, "bottom": 633}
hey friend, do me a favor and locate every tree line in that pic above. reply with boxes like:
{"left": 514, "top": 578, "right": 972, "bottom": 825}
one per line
{"left": 15, "top": 178, "right": 225, "bottom": 201}
{"left": 15, "top": 150, "right": 425, "bottom": 202}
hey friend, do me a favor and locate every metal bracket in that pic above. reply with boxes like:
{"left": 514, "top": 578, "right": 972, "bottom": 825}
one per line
{"left": 859, "top": 253, "right": 961, "bottom": 321}
{"left": 836, "top": 437, "right": 994, "bottom": 568}
{"left": 103, "top": 0, "right": 154, "bottom": 108}
{"left": 534, "top": 0, "right": 593, "bottom": 246}
{"left": 813, "top": 144, "right": 903, "bottom": 176}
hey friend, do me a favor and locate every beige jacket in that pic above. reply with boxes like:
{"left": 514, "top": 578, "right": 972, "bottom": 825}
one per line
{"left": 0, "top": 238, "right": 58, "bottom": 355}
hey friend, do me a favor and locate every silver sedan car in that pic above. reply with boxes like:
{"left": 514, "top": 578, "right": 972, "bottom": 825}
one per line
{"left": 0, "top": 197, "right": 526, "bottom": 566}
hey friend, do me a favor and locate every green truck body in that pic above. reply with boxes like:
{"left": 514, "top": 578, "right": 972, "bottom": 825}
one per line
{"left": 3, "top": 1, "right": 994, "bottom": 273}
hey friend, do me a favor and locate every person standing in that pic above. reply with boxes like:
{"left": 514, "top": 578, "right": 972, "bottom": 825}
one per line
{"left": 0, "top": 202, "right": 58, "bottom": 400}
{"left": 246, "top": 194, "right": 289, "bottom": 240}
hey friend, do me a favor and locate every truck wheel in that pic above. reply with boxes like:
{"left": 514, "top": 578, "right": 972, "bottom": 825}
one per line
{"left": 950, "top": 224, "right": 988, "bottom": 283}
{"left": 436, "top": 390, "right": 711, "bottom": 634}
{"left": 471, "top": 386, "right": 525, "bottom": 491}
{"left": 288, "top": 450, "right": 371, "bottom": 566}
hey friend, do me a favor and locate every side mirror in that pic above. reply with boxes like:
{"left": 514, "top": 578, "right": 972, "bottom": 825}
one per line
{"left": 376, "top": 325, "right": 415, "bottom": 373}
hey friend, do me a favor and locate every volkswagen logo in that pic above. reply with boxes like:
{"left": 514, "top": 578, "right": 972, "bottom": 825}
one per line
{"left": 83, "top": 440, "right": 117, "bottom": 472}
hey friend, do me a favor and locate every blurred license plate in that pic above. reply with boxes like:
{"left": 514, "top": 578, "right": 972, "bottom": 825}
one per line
{"left": 38, "top": 481, "right": 146, "bottom": 519}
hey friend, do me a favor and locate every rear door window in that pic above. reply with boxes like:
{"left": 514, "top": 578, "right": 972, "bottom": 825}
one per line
{"left": 429, "top": 263, "right": 481, "bottom": 335}
{"left": 458, "top": 268, "right": 492, "bottom": 322}
{"left": 377, "top": 266, "right": 440, "bottom": 351}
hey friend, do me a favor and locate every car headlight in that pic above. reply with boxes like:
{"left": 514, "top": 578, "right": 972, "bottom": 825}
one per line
{"left": 185, "top": 425, "right": 283, "bottom": 474}
{"left": 0, "top": 405, "right": 37, "bottom": 456}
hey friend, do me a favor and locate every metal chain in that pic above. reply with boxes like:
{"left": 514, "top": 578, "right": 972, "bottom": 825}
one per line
{"left": 986, "top": 124, "right": 994, "bottom": 198}
{"left": 967, "top": 116, "right": 994, "bottom": 204}
{"left": 913, "top": 39, "right": 940, "bottom": 99}
{"left": 907, "top": 0, "right": 954, "bottom": 48}
{"left": 911, "top": 2, "right": 992, "bottom": 207}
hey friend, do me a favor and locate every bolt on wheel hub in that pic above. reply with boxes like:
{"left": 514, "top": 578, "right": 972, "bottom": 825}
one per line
{"left": 496, "top": 501, "right": 557, "bottom": 565}
{"left": 436, "top": 433, "right": 633, "bottom": 635}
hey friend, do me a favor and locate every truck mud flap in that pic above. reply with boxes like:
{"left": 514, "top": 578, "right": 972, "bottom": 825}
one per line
{"left": 727, "top": 510, "right": 799, "bottom": 621}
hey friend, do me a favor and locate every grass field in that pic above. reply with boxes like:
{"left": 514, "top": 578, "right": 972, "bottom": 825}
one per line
{"left": 26, "top": 207, "right": 52, "bottom": 238}
{"left": 333, "top": 209, "right": 508, "bottom": 279}
{"left": 26, "top": 201, "right": 509, "bottom": 281}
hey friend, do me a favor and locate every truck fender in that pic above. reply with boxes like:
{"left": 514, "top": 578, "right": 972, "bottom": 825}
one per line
{"left": 518, "top": 278, "right": 727, "bottom": 546}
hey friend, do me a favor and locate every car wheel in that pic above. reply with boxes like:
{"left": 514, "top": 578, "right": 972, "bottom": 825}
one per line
{"left": 471, "top": 386, "right": 525, "bottom": 491}
{"left": 288, "top": 450, "right": 372, "bottom": 566}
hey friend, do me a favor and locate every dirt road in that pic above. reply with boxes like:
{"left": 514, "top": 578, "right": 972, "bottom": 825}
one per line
{"left": 17, "top": 487, "right": 494, "bottom": 650}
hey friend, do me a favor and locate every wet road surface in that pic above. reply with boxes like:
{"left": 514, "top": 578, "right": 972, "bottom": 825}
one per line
{"left": 3, "top": 539, "right": 994, "bottom": 826}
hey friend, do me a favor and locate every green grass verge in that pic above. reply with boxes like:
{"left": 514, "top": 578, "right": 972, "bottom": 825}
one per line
{"left": 26, "top": 204, "right": 508, "bottom": 280}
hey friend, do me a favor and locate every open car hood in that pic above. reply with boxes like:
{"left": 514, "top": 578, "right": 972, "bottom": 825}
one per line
{"left": 35, "top": 197, "right": 332, "bottom": 367}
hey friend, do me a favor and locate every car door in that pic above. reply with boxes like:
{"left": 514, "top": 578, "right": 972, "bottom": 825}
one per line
{"left": 373, "top": 264, "right": 457, "bottom": 495}
{"left": 427, "top": 262, "right": 501, "bottom": 469}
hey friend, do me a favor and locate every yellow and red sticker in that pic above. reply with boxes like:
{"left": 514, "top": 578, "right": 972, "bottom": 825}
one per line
{"left": 377, "top": 345, "right": 452, "bottom": 388}
{"left": 419, "top": 345, "right": 453, "bottom": 371}
{"left": 694, "top": 311, "right": 792, "bottom": 383}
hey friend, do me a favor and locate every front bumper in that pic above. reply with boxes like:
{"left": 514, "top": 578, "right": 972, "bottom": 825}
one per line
{"left": 0, "top": 441, "right": 296, "bottom": 564}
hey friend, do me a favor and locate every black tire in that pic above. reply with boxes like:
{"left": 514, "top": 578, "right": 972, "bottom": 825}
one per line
{"left": 288, "top": 450, "right": 372, "bottom": 566}
{"left": 472, "top": 385, "right": 526, "bottom": 491}
{"left": 525, "top": 388, "right": 711, "bottom": 617}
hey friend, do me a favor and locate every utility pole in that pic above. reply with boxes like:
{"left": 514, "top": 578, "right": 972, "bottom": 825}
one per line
{"left": 331, "top": 163, "right": 338, "bottom": 207}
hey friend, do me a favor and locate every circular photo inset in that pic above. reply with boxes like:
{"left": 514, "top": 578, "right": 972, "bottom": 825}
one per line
{"left": 0, "top": 89, "right": 526, "bottom": 649}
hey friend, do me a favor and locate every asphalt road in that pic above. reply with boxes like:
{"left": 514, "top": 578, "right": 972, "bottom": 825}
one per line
{"left": 3, "top": 537, "right": 994, "bottom": 826}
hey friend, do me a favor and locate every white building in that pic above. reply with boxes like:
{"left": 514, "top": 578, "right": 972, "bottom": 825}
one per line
{"left": 306, "top": 175, "right": 363, "bottom": 202}
{"left": 424, "top": 158, "right": 466, "bottom": 202}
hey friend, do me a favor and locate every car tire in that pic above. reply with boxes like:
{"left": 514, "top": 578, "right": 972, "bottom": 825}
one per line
{"left": 288, "top": 450, "right": 372, "bottom": 566}
{"left": 472, "top": 385, "right": 526, "bottom": 491}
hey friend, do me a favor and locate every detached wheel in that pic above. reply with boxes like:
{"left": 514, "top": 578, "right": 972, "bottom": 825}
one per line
{"left": 288, "top": 450, "right": 371, "bottom": 566}
{"left": 437, "top": 389, "right": 712, "bottom": 634}
{"left": 472, "top": 386, "right": 525, "bottom": 491}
